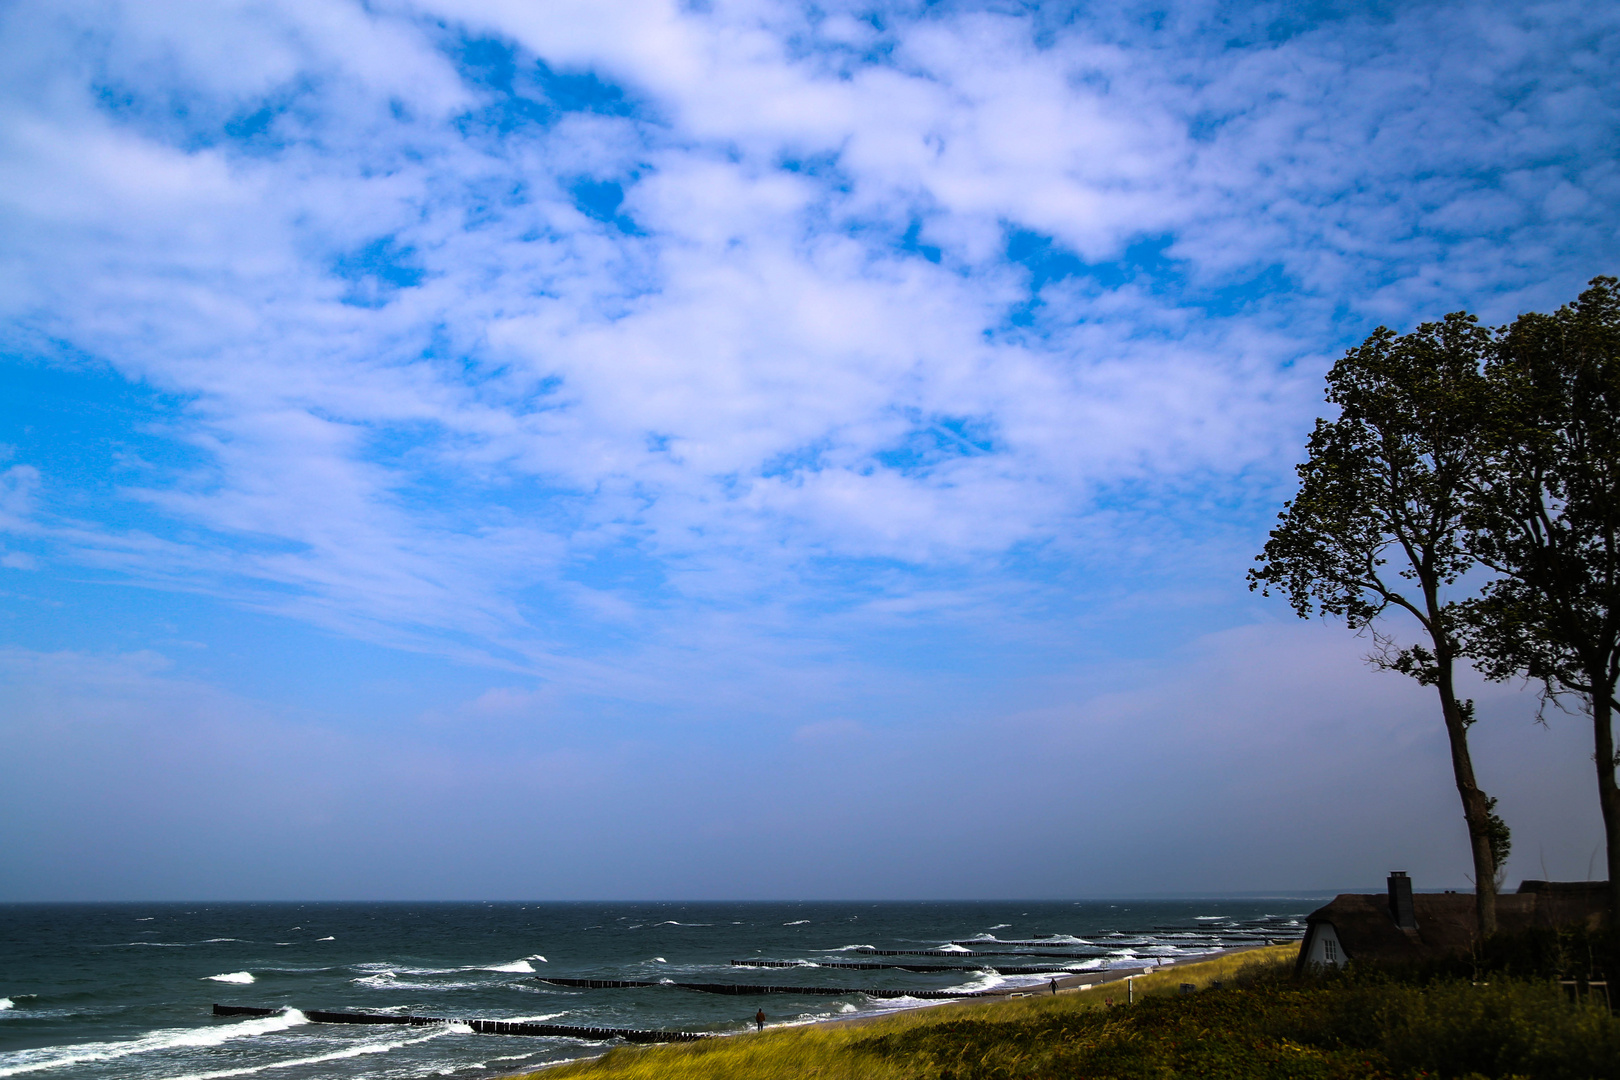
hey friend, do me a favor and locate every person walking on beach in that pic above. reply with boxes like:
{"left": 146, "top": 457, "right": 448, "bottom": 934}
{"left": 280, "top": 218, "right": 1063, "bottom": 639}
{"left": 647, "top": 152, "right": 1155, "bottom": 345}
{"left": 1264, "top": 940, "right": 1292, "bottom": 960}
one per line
{"left": 755, "top": 1009, "right": 765, "bottom": 1031}
{"left": 1050, "top": 979, "right": 1058, "bottom": 995}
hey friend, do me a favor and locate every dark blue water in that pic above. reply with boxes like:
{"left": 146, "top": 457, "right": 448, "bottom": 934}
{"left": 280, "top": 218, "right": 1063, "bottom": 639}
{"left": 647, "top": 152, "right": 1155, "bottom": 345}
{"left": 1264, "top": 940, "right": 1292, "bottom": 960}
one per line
{"left": 0, "top": 901, "right": 1308, "bottom": 1079}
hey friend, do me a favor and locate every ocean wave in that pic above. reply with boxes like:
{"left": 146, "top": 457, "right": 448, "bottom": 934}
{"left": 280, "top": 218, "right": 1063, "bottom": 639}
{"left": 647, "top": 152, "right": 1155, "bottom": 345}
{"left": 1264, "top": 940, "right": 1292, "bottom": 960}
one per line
{"left": 831, "top": 945, "right": 874, "bottom": 952}
{"left": 0, "top": 1010, "right": 307, "bottom": 1077}
{"left": 783, "top": 920, "right": 810, "bottom": 926}
{"left": 651, "top": 921, "right": 711, "bottom": 927}
{"left": 941, "top": 970, "right": 1007, "bottom": 995}
{"left": 201, "top": 939, "right": 249, "bottom": 944}
{"left": 103, "top": 942, "right": 192, "bottom": 948}
{"left": 932, "top": 944, "right": 971, "bottom": 953}
{"left": 155, "top": 1024, "right": 451, "bottom": 1080}
{"left": 315, "top": 936, "right": 335, "bottom": 942}
{"left": 0, "top": 1001, "right": 10, "bottom": 1012}
{"left": 483, "top": 960, "right": 535, "bottom": 974}
{"left": 203, "top": 972, "right": 254, "bottom": 984}
{"left": 988, "top": 924, "right": 1011, "bottom": 930}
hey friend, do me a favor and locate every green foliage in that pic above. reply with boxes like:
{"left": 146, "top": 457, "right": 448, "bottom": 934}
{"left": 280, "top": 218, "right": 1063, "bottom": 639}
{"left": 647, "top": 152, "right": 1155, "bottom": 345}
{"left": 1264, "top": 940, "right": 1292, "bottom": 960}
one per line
{"left": 1462, "top": 276, "right": 1620, "bottom": 714}
{"left": 856, "top": 972, "right": 1620, "bottom": 1080}
{"left": 1247, "top": 311, "right": 1491, "bottom": 645}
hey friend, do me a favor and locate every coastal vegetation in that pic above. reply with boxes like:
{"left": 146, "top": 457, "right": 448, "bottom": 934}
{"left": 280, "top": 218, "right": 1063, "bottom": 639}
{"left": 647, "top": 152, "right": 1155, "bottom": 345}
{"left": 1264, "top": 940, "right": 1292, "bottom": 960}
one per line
{"left": 524, "top": 945, "right": 1620, "bottom": 1080}
{"left": 1250, "top": 275, "right": 1620, "bottom": 926}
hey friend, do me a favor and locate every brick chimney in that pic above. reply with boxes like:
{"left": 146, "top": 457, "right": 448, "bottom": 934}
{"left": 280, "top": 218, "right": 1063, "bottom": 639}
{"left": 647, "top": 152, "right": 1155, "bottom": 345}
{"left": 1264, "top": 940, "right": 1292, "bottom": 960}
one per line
{"left": 1387, "top": 871, "right": 1417, "bottom": 930}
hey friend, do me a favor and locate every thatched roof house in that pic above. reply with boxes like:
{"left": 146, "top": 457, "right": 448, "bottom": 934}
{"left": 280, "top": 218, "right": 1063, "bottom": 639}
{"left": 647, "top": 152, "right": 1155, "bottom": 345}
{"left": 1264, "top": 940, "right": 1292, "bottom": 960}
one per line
{"left": 1297, "top": 873, "right": 1608, "bottom": 971}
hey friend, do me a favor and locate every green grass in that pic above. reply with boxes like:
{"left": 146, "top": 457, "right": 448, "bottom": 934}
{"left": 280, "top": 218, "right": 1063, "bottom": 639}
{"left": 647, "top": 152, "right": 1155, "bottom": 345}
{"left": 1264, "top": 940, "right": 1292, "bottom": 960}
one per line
{"left": 513, "top": 946, "right": 1620, "bottom": 1080}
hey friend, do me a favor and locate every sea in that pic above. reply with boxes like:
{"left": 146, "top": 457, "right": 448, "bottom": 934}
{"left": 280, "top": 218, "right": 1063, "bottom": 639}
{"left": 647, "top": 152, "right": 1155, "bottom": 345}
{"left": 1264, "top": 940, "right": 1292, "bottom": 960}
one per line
{"left": 0, "top": 900, "right": 1310, "bottom": 1080}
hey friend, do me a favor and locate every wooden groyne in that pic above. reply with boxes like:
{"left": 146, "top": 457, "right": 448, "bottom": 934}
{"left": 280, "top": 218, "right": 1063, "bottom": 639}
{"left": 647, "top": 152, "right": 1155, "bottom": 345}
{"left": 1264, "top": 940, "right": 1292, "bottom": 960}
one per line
{"left": 535, "top": 977, "right": 986, "bottom": 999}
{"left": 730, "top": 959, "right": 1086, "bottom": 975}
{"left": 211, "top": 1004, "right": 709, "bottom": 1042}
{"left": 854, "top": 947, "right": 1101, "bottom": 959}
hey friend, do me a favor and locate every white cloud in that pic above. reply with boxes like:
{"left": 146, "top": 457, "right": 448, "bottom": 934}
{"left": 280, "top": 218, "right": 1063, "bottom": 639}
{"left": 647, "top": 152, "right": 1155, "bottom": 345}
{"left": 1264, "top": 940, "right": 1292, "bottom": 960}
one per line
{"left": 0, "top": 0, "right": 1614, "bottom": 677}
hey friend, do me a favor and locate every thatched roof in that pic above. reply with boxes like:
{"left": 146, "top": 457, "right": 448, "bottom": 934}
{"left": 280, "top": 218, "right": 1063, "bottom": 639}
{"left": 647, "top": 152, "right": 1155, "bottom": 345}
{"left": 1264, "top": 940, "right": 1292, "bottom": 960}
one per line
{"left": 1301, "top": 881, "right": 1607, "bottom": 968}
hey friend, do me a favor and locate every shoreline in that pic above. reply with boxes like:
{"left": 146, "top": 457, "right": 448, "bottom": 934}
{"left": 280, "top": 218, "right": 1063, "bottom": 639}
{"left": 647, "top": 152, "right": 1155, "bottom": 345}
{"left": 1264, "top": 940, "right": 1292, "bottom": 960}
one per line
{"left": 500, "top": 942, "right": 1298, "bottom": 1078}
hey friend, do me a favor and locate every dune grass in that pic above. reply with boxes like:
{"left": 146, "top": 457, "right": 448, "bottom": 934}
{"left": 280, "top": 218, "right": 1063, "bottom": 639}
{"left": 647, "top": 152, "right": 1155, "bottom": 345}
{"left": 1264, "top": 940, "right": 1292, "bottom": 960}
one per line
{"left": 516, "top": 946, "right": 1297, "bottom": 1080}
{"left": 511, "top": 943, "right": 1620, "bottom": 1080}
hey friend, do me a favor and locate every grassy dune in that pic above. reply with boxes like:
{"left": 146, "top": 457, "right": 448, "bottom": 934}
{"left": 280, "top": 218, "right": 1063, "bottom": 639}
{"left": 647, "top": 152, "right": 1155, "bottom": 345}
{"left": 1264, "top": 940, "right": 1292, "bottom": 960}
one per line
{"left": 518, "top": 946, "right": 1298, "bottom": 1080}
{"left": 514, "top": 943, "right": 1620, "bottom": 1080}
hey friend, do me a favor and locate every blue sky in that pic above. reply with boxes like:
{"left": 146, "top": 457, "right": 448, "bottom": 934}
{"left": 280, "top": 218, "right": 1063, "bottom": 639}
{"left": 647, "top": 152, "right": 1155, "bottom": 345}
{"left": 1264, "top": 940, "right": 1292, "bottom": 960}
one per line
{"left": 1, "top": 0, "right": 1616, "bottom": 901}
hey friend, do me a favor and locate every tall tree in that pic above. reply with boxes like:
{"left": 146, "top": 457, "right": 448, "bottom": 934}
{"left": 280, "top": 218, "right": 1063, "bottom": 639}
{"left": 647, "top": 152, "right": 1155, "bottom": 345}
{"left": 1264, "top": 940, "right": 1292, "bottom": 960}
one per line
{"left": 1250, "top": 313, "right": 1509, "bottom": 935}
{"left": 1464, "top": 276, "right": 1620, "bottom": 923}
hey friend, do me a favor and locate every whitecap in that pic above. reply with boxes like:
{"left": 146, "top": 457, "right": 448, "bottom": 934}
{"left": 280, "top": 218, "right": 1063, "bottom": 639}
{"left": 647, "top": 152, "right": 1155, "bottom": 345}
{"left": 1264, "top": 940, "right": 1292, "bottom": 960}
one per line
{"left": 134, "top": 917, "right": 154, "bottom": 922}
{"left": 352, "top": 972, "right": 397, "bottom": 986}
{"left": 0, "top": 1000, "right": 11, "bottom": 1012}
{"left": 315, "top": 936, "right": 335, "bottom": 942}
{"left": 839, "top": 1003, "right": 857, "bottom": 1013}
{"left": 932, "top": 944, "right": 972, "bottom": 953}
{"left": 525, "top": 954, "right": 547, "bottom": 963}
{"left": 0, "top": 1010, "right": 306, "bottom": 1077}
{"left": 484, "top": 960, "right": 535, "bottom": 974}
{"left": 988, "top": 924, "right": 1011, "bottom": 930}
{"left": 151, "top": 1023, "right": 450, "bottom": 1080}
{"left": 201, "top": 939, "right": 247, "bottom": 944}
{"left": 831, "top": 945, "right": 874, "bottom": 952}
{"left": 651, "top": 957, "right": 667, "bottom": 963}
{"left": 783, "top": 920, "right": 810, "bottom": 926}
{"left": 203, "top": 972, "right": 254, "bottom": 984}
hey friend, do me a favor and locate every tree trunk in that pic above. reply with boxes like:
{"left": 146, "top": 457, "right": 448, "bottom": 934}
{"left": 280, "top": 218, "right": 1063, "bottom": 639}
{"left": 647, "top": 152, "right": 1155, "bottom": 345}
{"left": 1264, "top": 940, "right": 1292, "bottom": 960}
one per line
{"left": 1427, "top": 579, "right": 1499, "bottom": 939}
{"left": 1436, "top": 660, "right": 1498, "bottom": 938}
{"left": 1591, "top": 685, "right": 1620, "bottom": 926}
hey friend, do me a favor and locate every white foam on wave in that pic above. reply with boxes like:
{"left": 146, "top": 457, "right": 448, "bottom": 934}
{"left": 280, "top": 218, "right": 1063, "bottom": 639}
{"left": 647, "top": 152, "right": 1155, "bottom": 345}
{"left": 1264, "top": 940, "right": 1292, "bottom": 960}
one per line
{"left": 202, "top": 939, "right": 248, "bottom": 944}
{"left": 0, "top": 1000, "right": 11, "bottom": 1012}
{"left": 501, "top": 1013, "right": 567, "bottom": 1024}
{"left": 958, "top": 933, "right": 998, "bottom": 942}
{"left": 135, "top": 917, "right": 154, "bottom": 922}
{"left": 204, "top": 972, "right": 254, "bottom": 984}
{"left": 154, "top": 1024, "right": 452, "bottom": 1080}
{"left": 783, "top": 920, "right": 810, "bottom": 926}
{"left": 942, "top": 970, "right": 1008, "bottom": 995}
{"left": 0, "top": 1010, "right": 307, "bottom": 1077}
{"left": 831, "top": 945, "right": 874, "bottom": 952}
{"left": 651, "top": 921, "right": 711, "bottom": 927}
{"left": 315, "top": 936, "right": 335, "bottom": 942}
{"left": 988, "top": 924, "right": 1011, "bottom": 930}
{"left": 932, "top": 944, "right": 972, "bottom": 954}
{"left": 526, "top": 954, "right": 547, "bottom": 963}
{"left": 107, "top": 942, "right": 190, "bottom": 947}
{"left": 484, "top": 960, "right": 535, "bottom": 974}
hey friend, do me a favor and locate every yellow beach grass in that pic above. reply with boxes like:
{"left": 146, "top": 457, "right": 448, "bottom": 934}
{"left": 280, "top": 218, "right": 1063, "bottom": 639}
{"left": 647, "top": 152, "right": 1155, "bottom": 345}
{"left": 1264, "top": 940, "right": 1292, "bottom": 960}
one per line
{"left": 512, "top": 944, "right": 1299, "bottom": 1080}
